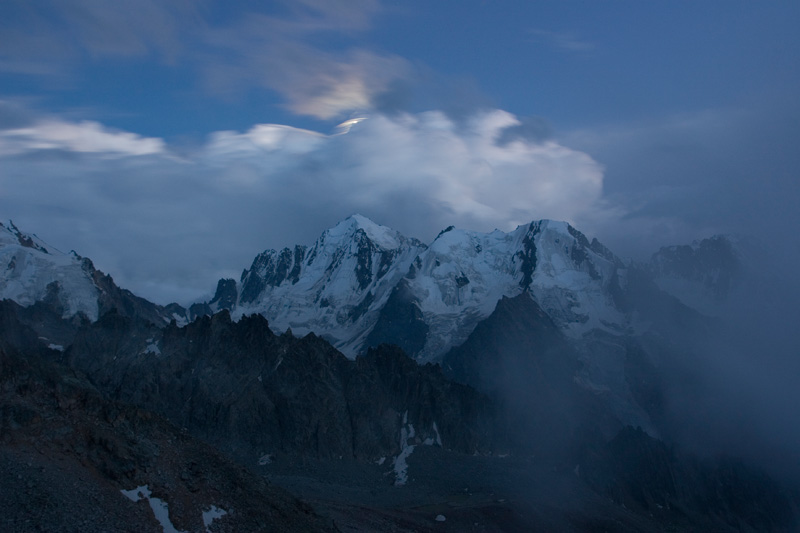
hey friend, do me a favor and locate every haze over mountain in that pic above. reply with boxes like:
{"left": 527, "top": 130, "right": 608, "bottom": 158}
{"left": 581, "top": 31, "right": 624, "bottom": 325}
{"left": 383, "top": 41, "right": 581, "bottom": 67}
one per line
{"left": 2, "top": 214, "right": 799, "bottom": 531}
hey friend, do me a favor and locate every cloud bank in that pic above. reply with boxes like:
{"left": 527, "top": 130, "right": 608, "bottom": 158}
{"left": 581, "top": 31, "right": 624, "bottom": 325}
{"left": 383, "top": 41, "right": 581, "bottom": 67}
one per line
{"left": 563, "top": 101, "right": 800, "bottom": 259}
{"left": 0, "top": 106, "right": 607, "bottom": 304}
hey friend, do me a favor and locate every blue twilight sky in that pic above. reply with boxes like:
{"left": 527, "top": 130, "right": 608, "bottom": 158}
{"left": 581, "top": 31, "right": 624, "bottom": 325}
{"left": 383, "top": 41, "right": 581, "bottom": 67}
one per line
{"left": 1, "top": 0, "right": 799, "bottom": 304}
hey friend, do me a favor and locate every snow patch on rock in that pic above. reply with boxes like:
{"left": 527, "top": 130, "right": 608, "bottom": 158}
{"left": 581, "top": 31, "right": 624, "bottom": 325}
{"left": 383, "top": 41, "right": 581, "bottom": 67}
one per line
{"left": 121, "top": 485, "right": 185, "bottom": 533}
{"left": 202, "top": 505, "right": 227, "bottom": 532}
{"left": 392, "top": 411, "right": 417, "bottom": 486}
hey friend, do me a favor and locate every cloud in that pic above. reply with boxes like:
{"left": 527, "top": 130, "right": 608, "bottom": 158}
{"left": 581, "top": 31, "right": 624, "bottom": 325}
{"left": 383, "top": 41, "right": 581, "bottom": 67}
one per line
{"left": 0, "top": 107, "right": 607, "bottom": 304}
{"left": 0, "top": 119, "right": 165, "bottom": 157}
{"left": 496, "top": 115, "right": 553, "bottom": 146}
{"left": 562, "top": 102, "right": 800, "bottom": 258}
{"left": 199, "top": 15, "right": 412, "bottom": 120}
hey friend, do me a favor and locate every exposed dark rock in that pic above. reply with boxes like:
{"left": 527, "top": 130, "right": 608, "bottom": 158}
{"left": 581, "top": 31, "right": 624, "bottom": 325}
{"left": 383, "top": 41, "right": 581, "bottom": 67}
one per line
{"left": 0, "top": 298, "right": 87, "bottom": 352}
{"left": 63, "top": 309, "right": 493, "bottom": 464}
{"left": 4, "top": 220, "right": 49, "bottom": 253}
{"left": 0, "top": 344, "right": 337, "bottom": 533}
{"left": 354, "top": 229, "right": 376, "bottom": 290}
{"left": 436, "top": 225, "right": 455, "bottom": 238}
{"left": 649, "top": 235, "right": 742, "bottom": 301}
{"left": 441, "top": 292, "right": 613, "bottom": 459}
{"left": 209, "top": 278, "right": 237, "bottom": 310}
{"left": 239, "top": 245, "right": 307, "bottom": 304}
{"left": 349, "top": 290, "right": 374, "bottom": 321}
{"left": 188, "top": 301, "right": 211, "bottom": 320}
{"left": 82, "top": 257, "right": 182, "bottom": 325}
{"left": 376, "top": 248, "right": 398, "bottom": 279}
{"left": 516, "top": 222, "right": 539, "bottom": 289}
{"left": 364, "top": 279, "right": 429, "bottom": 358}
{"left": 349, "top": 344, "right": 495, "bottom": 458}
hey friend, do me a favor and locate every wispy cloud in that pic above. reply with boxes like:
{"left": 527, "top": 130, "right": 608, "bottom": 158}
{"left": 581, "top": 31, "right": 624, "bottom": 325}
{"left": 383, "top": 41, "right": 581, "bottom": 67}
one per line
{"left": 199, "top": 33, "right": 412, "bottom": 119}
{"left": 0, "top": 0, "right": 409, "bottom": 120}
{"left": 0, "top": 119, "right": 165, "bottom": 157}
{"left": 0, "top": 0, "right": 199, "bottom": 70}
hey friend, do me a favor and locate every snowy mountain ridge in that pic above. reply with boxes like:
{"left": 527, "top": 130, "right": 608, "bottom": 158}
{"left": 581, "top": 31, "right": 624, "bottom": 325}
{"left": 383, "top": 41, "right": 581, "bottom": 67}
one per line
{"left": 391, "top": 219, "right": 628, "bottom": 360}
{"left": 2, "top": 215, "right": 744, "bottom": 363}
{"left": 197, "top": 215, "right": 630, "bottom": 360}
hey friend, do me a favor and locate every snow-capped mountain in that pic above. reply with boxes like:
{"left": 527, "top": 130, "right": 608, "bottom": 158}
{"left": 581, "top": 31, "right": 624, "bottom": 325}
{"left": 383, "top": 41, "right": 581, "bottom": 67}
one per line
{"left": 0, "top": 220, "right": 185, "bottom": 326}
{"left": 1, "top": 220, "right": 100, "bottom": 320}
{"left": 200, "top": 215, "right": 427, "bottom": 355}
{"left": 200, "top": 215, "right": 630, "bottom": 361}
{"left": 5, "top": 213, "right": 742, "bottom": 364}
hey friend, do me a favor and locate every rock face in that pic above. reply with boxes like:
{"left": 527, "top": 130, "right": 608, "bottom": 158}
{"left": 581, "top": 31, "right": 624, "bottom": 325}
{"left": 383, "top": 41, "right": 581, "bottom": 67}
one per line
{"left": 0, "top": 320, "right": 337, "bottom": 532}
{"left": 441, "top": 293, "right": 621, "bottom": 459}
{"left": 64, "top": 309, "right": 495, "bottom": 463}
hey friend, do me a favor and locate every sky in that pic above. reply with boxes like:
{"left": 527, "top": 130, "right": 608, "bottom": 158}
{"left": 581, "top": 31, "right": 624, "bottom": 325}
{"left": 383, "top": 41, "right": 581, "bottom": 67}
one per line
{"left": 1, "top": 0, "right": 799, "bottom": 305}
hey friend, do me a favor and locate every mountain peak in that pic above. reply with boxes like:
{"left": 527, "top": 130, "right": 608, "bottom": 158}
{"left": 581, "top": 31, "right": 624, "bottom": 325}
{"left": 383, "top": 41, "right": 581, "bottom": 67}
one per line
{"left": 325, "top": 214, "right": 405, "bottom": 250}
{"left": 1, "top": 220, "right": 52, "bottom": 255}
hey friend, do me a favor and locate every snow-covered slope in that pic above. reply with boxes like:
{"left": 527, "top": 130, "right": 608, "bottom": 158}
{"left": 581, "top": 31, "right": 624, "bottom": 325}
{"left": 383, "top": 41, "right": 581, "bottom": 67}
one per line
{"left": 398, "top": 220, "right": 627, "bottom": 360}
{"left": 221, "top": 215, "right": 427, "bottom": 354}
{"left": 0, "top": 220, "right": 187, "bottom": 326}
{"left": 0, "top": 220, "right": 100, "bottom": 319}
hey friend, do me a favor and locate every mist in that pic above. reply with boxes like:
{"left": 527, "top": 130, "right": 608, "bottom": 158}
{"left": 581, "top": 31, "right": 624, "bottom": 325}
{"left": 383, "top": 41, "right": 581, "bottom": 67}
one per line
{"left": 660, "top": 245, "right": 800, "bottom": 486}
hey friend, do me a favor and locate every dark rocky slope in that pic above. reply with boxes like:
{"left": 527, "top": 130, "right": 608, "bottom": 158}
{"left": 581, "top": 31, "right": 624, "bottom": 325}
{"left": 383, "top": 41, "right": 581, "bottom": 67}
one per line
{"left": 581, "top": 426, "right": 799, "bottom": 532}
{"left": 442, "top": 292, "right": 619, "bottom": 459}
{"left": 63, "top": 309, "right": 495, "bottom": 464}
{"left": 0, "top": 338, "right": 336, "bottom": 532}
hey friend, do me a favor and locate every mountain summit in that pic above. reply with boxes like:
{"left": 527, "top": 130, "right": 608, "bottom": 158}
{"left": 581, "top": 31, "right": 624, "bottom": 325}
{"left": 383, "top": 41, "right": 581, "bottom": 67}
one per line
{"left": 193, "top": 215, "right": 427, "bottom": 355}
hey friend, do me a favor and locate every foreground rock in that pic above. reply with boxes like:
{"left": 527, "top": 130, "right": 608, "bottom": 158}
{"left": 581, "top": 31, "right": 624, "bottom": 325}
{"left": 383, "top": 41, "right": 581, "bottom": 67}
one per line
{"left": 0, "top": 341, "right": 337, "bottom": 532}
